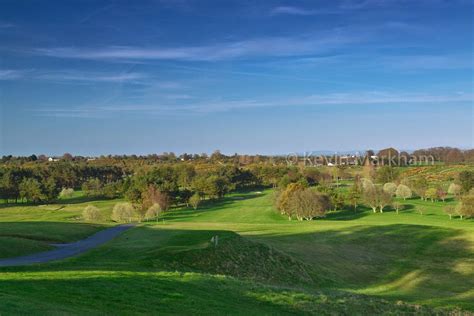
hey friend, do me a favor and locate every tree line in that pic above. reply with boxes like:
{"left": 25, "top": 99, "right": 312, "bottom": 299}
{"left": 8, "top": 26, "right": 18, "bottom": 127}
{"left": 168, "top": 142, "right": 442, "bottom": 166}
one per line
{"left": 274, "top": 167, "right": 474, "bottom": 221}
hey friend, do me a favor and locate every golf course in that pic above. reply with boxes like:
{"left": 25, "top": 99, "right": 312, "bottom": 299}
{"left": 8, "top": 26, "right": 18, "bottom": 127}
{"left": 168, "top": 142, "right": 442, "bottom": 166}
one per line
{"left": 0, "top": 171, "right": 473, "bottom": 314}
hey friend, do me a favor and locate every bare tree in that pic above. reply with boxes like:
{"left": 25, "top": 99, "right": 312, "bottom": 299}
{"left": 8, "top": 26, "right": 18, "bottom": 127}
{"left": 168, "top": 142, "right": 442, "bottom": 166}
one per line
{"left": 448, "top": 183, "right": 461, "bottom": 197}
{"left": 393, "top": 202, "right": 404, "bottom": 214}
{"left": 378, "top": 190, "right": 393, "bottom": 213}
{"left": 383, "top": 182, "right": 397, "bottom": 196}
{"left": 396, "top": 184, "right": 412, "bottom": 200}
{"left": 363, "top": 187, "right": 379, "bottom": 213}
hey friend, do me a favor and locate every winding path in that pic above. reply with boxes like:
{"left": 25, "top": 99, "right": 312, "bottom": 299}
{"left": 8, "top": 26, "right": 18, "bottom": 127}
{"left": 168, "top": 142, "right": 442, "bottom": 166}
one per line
{"left": 0, "top": 224, "right": 134, "bottom": 267}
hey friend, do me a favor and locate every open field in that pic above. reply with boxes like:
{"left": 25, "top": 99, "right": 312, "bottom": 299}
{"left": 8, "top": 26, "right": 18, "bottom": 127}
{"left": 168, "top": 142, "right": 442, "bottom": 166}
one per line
{"left": 0, "top": 185, "right": 473, "bottom": 314}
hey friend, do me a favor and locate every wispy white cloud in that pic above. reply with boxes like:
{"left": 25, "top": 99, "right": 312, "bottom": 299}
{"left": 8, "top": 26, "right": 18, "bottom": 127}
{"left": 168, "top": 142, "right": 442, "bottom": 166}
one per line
{"left": 381, "top": 55, "right": 473, "bottom": 70}
{"left": 180, "top": 91, "right": 474, "bottom": 113}
{"left": 0, "top": 69, "right": 26, "bottom": 80}
{"left": 33, "top": 32, "right": 358, "bottom": 62}
{"left": 270, "top": 6, "right": 338, "bottom": 16}
{"left": 36, "top": 71, "right": 148, "bottom": 83}
{"left": 270, "top": 53, "right": 473, "bottom": 72}
{"left": 0, "top": 69, "right": 152, "bottom": 83}
{"left": 270, "top": 0, "right": 470, "bottom": 17}
{"left": 31, "top": 91, "right": 473, "bottom": 118}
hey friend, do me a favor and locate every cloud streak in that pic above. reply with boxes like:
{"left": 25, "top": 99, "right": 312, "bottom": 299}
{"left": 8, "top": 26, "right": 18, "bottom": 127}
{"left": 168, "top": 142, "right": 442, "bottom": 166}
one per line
{"left": 0, "top": 70, "right": 26, "bottom": 80}
{"left": 0, "top": 69, "right": 153, "bottom": 83}
{"left": 31, "top": 91, "right": 473, "bottom": 118}
{"left": 270, "top": 6, "right": 339, "bottom": 16}
{"left": 37, "top": 71, "right": 148, "bottom": 83}
{"left": 33, "top": 33, "right": 358, "bottom": 62}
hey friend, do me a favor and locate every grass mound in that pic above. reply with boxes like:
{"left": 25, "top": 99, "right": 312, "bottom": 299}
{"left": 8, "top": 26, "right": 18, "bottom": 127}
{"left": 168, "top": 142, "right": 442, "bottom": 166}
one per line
{"left": 152, "top": 231, "right": 314, "bottom": 286}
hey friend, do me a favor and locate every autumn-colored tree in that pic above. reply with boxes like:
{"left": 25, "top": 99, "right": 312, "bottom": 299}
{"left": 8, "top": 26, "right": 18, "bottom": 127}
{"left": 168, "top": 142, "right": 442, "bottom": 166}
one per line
{"left": 445, "top": 148, "right": 464, "bottom": 164}
{"left": 459, "top": 171, "right": 474, "bottom": 193}
{"left": 141, "top": 185, "right": 160, "bottom": 210}
{"left": 437, "top": 187, "right": 447, "bottom": 202}
{"left": 425, "top": 188, "right": 438, "bottom": 202}
{"left": 412, "top": 177, "right": 428, "bottom": 200}
{"left": 275, "top": 183, "right": 305, "bottom": 220}
{"left": 456, "top": 194, "right": 474, "bottom": 219}
{"left": 443, "top": 205, "right": 456, "bottom": 220}
{"left": 287, "top": 189, "right": 331, "bottom": 221}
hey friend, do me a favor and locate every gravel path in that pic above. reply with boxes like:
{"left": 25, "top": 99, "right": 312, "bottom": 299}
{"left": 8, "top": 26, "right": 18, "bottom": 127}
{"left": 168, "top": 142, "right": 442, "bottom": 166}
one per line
{"left": 0, "top": 224, "right": 134, "bottom": 267}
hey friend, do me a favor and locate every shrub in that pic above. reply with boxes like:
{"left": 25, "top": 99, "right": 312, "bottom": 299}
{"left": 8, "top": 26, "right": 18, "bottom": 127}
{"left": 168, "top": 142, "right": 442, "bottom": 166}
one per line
{"left": 111, "top": 202, "right": 135, "bottom": 223}
{"left": 59, "top": 188, "right": 74, "bottom": 198}
{"left": 82, "top": 205, "right": 102, "bottom": 221}
{"left": 189, "top": 193, "right": 201, "bottom": 210}
{"left": 145, "top": 203, "right": 162, "bottom": 221}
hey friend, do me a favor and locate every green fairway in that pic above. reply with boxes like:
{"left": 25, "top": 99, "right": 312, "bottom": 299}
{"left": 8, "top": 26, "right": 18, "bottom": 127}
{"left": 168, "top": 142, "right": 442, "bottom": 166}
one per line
{"left": 0, "top": 188, "right": 473, "bottom": 313}
{"left": 0, "top": 195, "right": 120, "bottom": 258}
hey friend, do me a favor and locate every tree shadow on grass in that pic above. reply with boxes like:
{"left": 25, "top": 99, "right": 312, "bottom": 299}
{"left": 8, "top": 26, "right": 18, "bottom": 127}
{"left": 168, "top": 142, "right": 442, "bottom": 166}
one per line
{"left": 0, "top": 223, "right": 472, "bottom": 311}
{"left": 0, "top": 271, "right": 311, "bottom": 315}
{"left": 323, "top": 206, "right": 373, "bottom": 221}
{"left": 0, "top": 221, "right": 106, "bottom": 244}
{"left": 164, "top": 192, "right": 263, "bottom": 221}
{"left": 0, "top": 196, "right": 112, "bottom": 210}
{"left": 0, "top": 269, "right": 441, "bottom": 315}
{"left": 249, "top": 224, "right": 474, "bottom": 310}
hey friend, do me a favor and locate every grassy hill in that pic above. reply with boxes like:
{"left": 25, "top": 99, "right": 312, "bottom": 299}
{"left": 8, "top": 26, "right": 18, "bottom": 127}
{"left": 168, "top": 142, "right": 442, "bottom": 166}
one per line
{"left": 0, "top": 187, "right": 473, "bottom": 314}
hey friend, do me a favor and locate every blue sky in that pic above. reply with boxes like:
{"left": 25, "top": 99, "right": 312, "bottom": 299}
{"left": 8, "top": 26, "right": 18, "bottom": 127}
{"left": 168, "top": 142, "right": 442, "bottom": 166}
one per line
{"left": 0, "top": 0, "right": 472, "bottom": 156}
